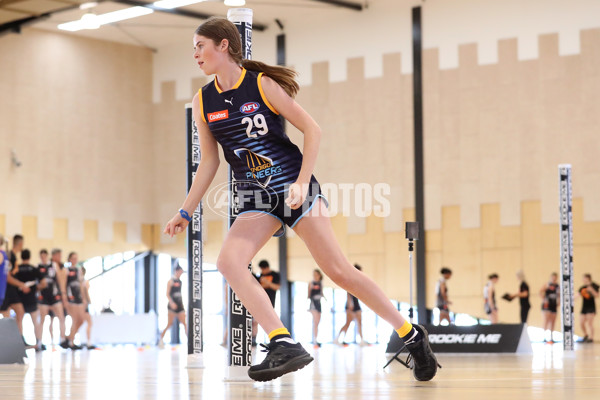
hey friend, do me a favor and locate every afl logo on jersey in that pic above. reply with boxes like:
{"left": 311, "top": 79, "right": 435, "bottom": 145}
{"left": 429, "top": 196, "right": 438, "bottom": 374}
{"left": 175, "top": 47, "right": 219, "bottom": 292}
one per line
{"left": 208, "top": 109, "right": 229, "bottom": 122}
{"left": 240, "top": 102, "right": 260, "bottom": 114}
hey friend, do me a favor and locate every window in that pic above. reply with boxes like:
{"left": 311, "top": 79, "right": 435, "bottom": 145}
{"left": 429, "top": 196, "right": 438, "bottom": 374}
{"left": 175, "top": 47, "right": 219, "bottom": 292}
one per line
{"left": 85, "top": 252, "right": 135, "bottom": 315}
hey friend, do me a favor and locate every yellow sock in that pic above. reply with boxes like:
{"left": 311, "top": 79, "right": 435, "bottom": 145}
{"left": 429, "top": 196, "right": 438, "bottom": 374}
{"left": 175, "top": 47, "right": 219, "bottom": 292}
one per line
{"left": 396, "top": 320, "right": 413, "bottom": 338}
{"left": 268, "top": 327, "right": 290, "bottom": 341}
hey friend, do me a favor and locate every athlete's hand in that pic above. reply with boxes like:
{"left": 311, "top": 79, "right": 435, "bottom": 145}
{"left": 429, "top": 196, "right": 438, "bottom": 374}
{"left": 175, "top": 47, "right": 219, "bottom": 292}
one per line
{"left": 285, "top": 181, "right": 309, "bottom": 210}
{"left": 164, "top": 212, "right": 189, "bottom": 237}
{"left": 21, "top": 285, "right": 31, "bottom": 294}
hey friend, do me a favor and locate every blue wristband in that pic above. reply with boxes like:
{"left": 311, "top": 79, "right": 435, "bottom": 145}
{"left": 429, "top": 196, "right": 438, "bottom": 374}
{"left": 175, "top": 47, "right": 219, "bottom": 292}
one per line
{"left": 179, "top": 209, "right": 192, "bottom": 222}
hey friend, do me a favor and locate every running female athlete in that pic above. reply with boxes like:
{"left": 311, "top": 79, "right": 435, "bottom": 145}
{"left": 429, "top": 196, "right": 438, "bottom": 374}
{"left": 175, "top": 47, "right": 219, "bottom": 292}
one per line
{"left": 163, "top": 17, "right": 438, "bottom": 382}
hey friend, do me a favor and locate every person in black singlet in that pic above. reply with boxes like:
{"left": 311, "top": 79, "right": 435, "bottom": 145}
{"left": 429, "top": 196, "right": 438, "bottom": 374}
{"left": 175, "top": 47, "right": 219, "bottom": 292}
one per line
{"left": 163, "top": 18, "right": 438, "bottom": 382}
{"left": 484, "top": 274, "right": 499, "bottom": 323}
{"left": 506, "top": 270, "right": 530, "bottom": 324}
{"left": 59, "top": 252, "right": 85, "bottom": 350}
{"left": 540, "top": 272, "right": 560, "bottom": 343}
{"left": 14, "top": 249, "right": 46, "bottom": 350}
{"left": 308, "top": 269, "right": 324, "bottom": 347}
{"left": 0, "top": 234, "right": 27, "bottom": 336}
{"left": 37, "top": 249, "right": 65, "bottom": 347}
{"left": 577, "top": 273, "right": 599, "bottom": 343}
{"left": 0, "top": 234, "right": 7, "bottom": 306}
{"left": 435, "top": 268, "right": 452, "bottom": 325}
{"left": 337, "top": 264, "right": 366, "bottom": 345}
{"left": 49, "top": 248, "right": 68, "bottom": 346}
{"left": 159, "top": 265, "right": 187, "bottom": 346}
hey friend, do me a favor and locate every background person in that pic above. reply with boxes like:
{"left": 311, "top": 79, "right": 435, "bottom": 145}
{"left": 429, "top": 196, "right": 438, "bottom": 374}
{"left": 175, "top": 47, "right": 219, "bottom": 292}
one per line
{"left": 308, "top": 269, "right": 324, "bottom": 347}
{"left": 159, "top": 265, "right": 187, "bottom": 346}
{"left": 336, "top": 264, "right": 366, "bottom": 346}
{"left": 540, "top": 272, "right": 560, "bottom": 344}
{"left": 49, "top": 248, "right": 68, "bottom": 346}
{"left": 435, "top": 267, "right": 452, "bottom": 325}
{"left": 484, "top": 274, "right": 499, "bottom": 324}
{"left": 37, "top": 249, "right": 64, "bottom": 347}
{"left": 578, "top": 273, "right": 599, "bottom": 343}
{"left": 60, "top": 252, "right": 85, "bottom": 350}
{"left": 252, "top": 260, "right": 281, "bottom": 346}
{"left": 0, "top": 241, "right": 28, "bottom": 339}
{"left": 505, "top": 270, "right": 531, "bottom": 324}
{"left": 15, "top": 249, "right": 46, "bottom": 351}
{"left": 0, "top": 234, "right": 8, "bottom": 306}
{"left": 81, "top": 266, "right": 96, "bottom": 349}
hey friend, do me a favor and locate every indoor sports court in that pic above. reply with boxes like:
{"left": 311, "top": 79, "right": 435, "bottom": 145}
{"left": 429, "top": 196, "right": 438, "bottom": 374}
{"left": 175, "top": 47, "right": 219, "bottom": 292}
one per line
{"left": 1, "top": 0, "right": 599, "bottom": 399}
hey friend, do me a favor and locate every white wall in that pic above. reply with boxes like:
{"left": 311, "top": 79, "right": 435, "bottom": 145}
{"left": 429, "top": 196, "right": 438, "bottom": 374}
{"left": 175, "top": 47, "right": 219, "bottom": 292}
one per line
{"left": 152, "top": 0, "right": 600, "bottom": 102}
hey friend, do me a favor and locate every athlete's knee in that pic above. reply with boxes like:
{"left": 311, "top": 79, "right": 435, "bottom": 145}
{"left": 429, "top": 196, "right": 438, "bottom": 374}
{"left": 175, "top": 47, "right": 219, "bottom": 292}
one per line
{"left": 325, "top": 265, "right": 354, "bottom": 288}
{"left": 216, "top": 254, "right": 248, "bottom": 278}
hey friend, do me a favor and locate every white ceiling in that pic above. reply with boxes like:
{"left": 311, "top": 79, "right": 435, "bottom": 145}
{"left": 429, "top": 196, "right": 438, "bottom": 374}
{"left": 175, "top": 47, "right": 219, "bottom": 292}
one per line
{"left": 0, "top": 0, "right": 367, "bottom": 49}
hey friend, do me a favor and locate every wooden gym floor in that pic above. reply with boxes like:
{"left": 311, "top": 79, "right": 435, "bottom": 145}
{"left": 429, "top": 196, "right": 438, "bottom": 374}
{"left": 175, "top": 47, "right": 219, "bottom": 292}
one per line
{"left": 1, "top": 341, "right": 598, "bottom": 399}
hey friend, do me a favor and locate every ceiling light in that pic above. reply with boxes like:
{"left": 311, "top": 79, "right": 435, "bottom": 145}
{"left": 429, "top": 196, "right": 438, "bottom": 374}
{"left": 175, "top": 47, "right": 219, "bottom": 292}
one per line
{"left": 224, "top": 0, "right": 245, "bottom": 6}
{"left": 153, "top": 0, "right": 206, "bottom": 9}
{"left": 58, "top": 6, "right": 153, "bottom": 32}
{"left": 79, "top": 2, "right": 98, "bottom": 10}
{"left": 80, "top": 13, "right": 100, "bottom": 29}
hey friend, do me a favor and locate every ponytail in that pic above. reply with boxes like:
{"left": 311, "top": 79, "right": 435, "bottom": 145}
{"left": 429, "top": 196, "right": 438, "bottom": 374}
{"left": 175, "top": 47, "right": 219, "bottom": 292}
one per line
{"left": 241, "top": 60, "right": 299, "bottom": 98}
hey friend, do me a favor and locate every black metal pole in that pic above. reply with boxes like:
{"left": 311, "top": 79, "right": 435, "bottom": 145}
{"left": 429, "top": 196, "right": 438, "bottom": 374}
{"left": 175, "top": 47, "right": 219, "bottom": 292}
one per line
{"left": 276, "top": 32, "right": 293, "bottom": 334}
{"left": 412, "top": 6, "right": 427, "bottom": 325}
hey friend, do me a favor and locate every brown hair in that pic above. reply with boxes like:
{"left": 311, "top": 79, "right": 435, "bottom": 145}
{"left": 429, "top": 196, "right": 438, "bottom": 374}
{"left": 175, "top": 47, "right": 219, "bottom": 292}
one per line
{"left": 313, "top": 269, "right": 323, "bottom": 281}
{"left": 195, "top": 18, "right": 299, "bottom": 98}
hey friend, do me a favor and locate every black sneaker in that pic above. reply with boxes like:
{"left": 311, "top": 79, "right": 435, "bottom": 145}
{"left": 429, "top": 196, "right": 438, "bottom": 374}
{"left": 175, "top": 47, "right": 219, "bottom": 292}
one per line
{"left": 60, "top": 339, "right": 70, "bottom": 349}
{"left": 69, "top": 343, "right": 83, "bottom": 350}
{"left": 385, "top": 325, "right": 440, "bottom": 381}
{"left": 405, "top": 325, "right": 440, "bottom": 381}
{"left": 248, "top": 342, "right": 313, "bottom": 382}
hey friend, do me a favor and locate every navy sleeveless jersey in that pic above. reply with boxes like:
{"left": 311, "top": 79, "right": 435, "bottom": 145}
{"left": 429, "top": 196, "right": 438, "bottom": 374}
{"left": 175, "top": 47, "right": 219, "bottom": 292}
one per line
{"left": 199, "top": 69, "right": 304, "bottom": 195}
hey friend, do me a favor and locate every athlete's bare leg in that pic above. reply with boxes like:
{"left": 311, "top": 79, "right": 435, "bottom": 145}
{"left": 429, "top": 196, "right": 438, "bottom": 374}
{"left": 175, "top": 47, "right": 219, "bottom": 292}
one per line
{"left": 310, "top": 310, "right": 321, "bottom": 343}
{"left": 177, "top": 312, "right": 187, "bottom": 336}
{"left": 293, "top": 200, "right": 406, "bottom": 330}
{"left": 160, "top": 311, "right": 177, "bottom": 341}
{"left": 51, "top": 302, "right": 66, "bottom": 341}
{"left": 216, "top": 213, "right": 283, "bottom": 334}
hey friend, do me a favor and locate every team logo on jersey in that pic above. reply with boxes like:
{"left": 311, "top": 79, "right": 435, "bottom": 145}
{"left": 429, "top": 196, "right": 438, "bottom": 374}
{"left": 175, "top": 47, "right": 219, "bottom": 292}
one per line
{"left": 207, "top": 109, "right": 229, "bottom": 122}
{"left": 234, "top": 148, "right": 282, "bottom": 187}
{"left": 240, "top": 102, "right": 260, "bottom": 114}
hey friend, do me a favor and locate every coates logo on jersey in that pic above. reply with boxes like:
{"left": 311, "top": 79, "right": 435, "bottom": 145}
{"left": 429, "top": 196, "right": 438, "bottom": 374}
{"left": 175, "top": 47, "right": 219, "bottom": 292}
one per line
{"left": 208, "top": 109, "right": 229, "bottom": 122}
{"left": 240, "top": 102, "right": 260, "bottom": 114}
